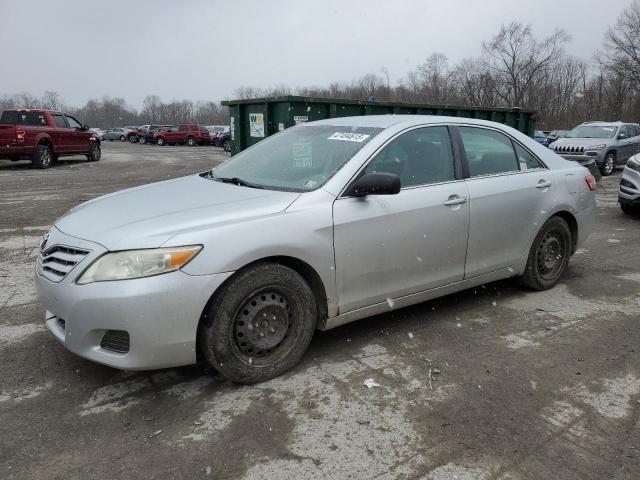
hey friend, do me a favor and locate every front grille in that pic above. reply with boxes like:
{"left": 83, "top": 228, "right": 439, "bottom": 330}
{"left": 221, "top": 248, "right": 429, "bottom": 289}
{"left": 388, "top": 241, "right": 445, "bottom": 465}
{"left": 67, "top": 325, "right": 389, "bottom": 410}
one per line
{"left": 554, "top": 145, "right": 585, "bottom": 154}
{"left": 100, "top": 330, "right": 130, "bottom": 353}
{"left": 37, "top": 245, "right": 90, "bottom": 282}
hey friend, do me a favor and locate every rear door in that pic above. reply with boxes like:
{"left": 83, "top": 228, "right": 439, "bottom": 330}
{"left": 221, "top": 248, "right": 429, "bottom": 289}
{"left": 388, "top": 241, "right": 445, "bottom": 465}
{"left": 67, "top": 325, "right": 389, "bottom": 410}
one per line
{"left": 333, "top": 125, "right": 470, "bottom": 312}
{"left": 50, "top": 114, "right": 71, "bottom": 153}
{"left": 457, "top": 126, "right": 556, "bottom": 278}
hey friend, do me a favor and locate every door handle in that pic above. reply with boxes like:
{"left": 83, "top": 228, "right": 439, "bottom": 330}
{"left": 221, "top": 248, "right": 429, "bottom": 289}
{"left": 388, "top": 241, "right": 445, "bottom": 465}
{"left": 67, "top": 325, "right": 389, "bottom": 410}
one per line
{"left": 442, "top": 195, "right": 467, "bottom": 206}
{"left": 536, "top": 180, "right": 552, "bottom": 189}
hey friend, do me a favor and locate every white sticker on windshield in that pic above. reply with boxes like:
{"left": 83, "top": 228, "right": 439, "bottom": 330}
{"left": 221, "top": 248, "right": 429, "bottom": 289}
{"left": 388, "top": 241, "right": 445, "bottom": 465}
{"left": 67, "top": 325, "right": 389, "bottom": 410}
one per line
{"left": 328, "top": 132, "right": 370, "bottom": 142}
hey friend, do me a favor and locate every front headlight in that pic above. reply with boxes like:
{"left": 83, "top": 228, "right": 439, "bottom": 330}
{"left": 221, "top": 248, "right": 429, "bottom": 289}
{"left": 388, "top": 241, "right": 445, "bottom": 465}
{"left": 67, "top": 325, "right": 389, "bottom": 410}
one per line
{"left": 77, "top": 245, "right": 202, "bottom": 284}
{"left": 586, "top": 144, "right": 606, "bottom": 150}
{"left": 627, "top": 154, "right": 640, "bottom": 172}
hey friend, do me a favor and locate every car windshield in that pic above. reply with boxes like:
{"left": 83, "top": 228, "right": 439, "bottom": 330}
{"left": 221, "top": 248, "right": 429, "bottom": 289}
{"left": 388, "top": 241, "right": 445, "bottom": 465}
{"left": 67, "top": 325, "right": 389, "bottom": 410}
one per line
{"left": 567, "top": 125, "right": 618, "bottom": 139}
{"left": 209, "top": 125, "right": 382, "bottom": 192}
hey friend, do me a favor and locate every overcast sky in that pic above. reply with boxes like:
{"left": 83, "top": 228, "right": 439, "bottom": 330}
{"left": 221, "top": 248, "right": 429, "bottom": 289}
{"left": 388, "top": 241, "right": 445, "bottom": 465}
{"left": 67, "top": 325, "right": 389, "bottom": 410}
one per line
{"left": 0, "top": 0, "right": 631, "bottom": 109}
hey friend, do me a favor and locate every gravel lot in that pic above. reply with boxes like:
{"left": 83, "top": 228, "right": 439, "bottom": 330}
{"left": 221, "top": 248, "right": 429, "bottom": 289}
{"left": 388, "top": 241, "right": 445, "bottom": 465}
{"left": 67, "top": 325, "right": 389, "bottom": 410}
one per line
{"left": 1, "top": 142, "right": 639, "bottom": 480}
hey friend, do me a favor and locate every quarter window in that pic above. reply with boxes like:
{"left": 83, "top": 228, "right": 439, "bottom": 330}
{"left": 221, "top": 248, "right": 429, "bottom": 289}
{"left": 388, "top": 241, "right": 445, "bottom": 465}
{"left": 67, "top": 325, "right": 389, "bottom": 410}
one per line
{"left": 514, "top": 143, "right": 545, "bottom": 170}
{"left": 363, "top": 126, "right": 455, "bottom": 187}
{"left": 459, "top": 127, "right": 519, "bottom": 176}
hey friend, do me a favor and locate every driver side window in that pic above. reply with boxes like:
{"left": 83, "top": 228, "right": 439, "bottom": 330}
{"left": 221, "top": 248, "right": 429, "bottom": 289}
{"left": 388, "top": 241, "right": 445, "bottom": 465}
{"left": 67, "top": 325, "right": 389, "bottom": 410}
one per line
{"left": 363, "top": 126, "right": 455, "bottom": 188}
{"left": 65, "top": 116, "right": 82, "bottom": 129}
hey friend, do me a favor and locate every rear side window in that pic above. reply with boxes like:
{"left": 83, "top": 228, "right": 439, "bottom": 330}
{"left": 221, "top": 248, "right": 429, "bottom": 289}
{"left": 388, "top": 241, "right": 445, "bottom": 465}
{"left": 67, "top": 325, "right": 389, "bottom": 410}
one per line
{"left": 178, "top": 125, "right": 188, "bottom": 132}
{"left": 52, "top": 115, "right": 67, "bottom": 128}
{"left": 364, "top": 126, "right": 455, "bottom": 187}
{"left": 514, "top": 143, "right": 545, "bottom": 170}
{"left": 459, "top": 127, "right": 519, "bottom": 176}
{"left": 0, "top": 111, "right": 48, "bottom": 126}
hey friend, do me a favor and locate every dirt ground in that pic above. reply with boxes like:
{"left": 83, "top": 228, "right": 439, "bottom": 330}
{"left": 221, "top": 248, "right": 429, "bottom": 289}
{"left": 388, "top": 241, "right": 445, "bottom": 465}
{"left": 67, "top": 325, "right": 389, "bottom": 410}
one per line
{"left": 1, "top": 142, "right": 639, "bottom": 480}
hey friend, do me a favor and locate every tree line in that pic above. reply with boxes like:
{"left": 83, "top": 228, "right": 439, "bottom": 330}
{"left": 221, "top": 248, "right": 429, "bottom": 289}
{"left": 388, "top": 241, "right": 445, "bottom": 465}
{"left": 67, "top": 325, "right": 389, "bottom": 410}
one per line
{"left": 2, "top": 1, "right": 640, "bottom": 130}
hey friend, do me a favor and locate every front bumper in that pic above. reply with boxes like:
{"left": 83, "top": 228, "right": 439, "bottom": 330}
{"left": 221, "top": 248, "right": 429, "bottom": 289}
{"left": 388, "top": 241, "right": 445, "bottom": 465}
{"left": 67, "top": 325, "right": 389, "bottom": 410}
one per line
{"left": 35, "top": 227, "right": 233, "bottom": 370}
{"left": 619, "top": 166, "right": 640, "bottom": 204}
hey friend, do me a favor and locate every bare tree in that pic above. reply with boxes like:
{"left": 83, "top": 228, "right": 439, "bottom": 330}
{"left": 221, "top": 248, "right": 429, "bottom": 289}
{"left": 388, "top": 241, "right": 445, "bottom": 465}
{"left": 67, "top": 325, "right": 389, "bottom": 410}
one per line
{"left": 602, "top": 0, "right": 640, "bottom": 85}
{"left": 482, "top": 22, "right": 569, "bottom": 106}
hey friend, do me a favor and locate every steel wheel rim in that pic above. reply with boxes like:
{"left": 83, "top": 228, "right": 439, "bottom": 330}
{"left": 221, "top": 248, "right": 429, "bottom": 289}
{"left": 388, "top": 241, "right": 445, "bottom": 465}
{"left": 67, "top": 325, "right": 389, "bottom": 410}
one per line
{"left": 231, "top": 289, "right": 294, "bottom": 366}
{"left": 536, "top": 231, "right": 566, "bottom": 280}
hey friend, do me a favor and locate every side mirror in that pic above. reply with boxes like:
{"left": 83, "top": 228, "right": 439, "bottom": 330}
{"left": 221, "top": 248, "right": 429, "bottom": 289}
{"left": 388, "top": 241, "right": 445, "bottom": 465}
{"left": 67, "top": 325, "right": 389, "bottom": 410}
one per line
{"left": 80, "top": 124, "right": 89, "bottom": 131}
{"left": 345, "top": 172, "right": 401, "bottom": 197}
{"left": 619, "top": 133, "right": 627, "bottom": 139}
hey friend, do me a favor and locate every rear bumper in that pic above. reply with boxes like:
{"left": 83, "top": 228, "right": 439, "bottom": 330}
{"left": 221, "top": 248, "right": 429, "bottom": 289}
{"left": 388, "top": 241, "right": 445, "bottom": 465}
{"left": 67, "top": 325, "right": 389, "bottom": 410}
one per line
{"left": 0, "top": 145, "right": 35, "bottom": 157}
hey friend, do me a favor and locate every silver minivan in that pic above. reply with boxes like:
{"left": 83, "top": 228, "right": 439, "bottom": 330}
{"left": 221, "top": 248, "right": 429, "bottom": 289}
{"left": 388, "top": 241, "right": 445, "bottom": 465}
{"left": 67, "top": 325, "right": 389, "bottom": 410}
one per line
{"left": 36, "top": 116, "right": 596, "bottom": 383}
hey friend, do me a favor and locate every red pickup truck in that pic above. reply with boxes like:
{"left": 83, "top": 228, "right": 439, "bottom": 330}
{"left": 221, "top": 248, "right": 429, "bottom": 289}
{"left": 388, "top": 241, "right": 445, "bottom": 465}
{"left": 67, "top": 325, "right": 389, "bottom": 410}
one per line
{"left": 0, "top": 109, "right": 101, "bottom": 169}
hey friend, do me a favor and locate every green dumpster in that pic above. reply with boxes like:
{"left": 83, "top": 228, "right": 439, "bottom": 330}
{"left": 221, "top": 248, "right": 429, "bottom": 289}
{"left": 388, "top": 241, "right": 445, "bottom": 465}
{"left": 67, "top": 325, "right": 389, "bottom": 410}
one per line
{"left": 221, "top": 96, "right": 536, "bottom": 156}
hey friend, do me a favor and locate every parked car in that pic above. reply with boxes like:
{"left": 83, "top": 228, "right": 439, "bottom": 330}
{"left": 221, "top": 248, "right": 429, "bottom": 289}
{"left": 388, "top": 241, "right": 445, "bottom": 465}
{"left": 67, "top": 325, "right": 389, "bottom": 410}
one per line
{"left": 206, "top": 125, "right": 227, "bottom": 145}
{"left": 102, "top": 128, "right": 130, "bottom": 142}
{"left": 89, "top": 128, "right": 106, "bottom": 140}
{"left": 0, "top": 109, "right": 100, "bottom": 168}
{"left": 552, "top": 121, "right": 640, "bottom": 176}
{"left": 217, "top": 129, "right": 231, "bottom": 151}
{"left": 533, "top": 130, "right": 549, "bottom": 147}
{"left": 547, "top": 130, "right": 568, "bottom": 144}
{"left": 35, "top": 115, "right": 595, "bottom": 383}
{"left": 619, "top": 153, "right": 640, "bottom": 214}
{"left": 139, "top": 125, "right": 171, "bottom": 144}
{"left": 127, "top": 125, "right": 150, "bottom": 143}
{"left": 154, "top": 124, "right": 210, "bottom": 146}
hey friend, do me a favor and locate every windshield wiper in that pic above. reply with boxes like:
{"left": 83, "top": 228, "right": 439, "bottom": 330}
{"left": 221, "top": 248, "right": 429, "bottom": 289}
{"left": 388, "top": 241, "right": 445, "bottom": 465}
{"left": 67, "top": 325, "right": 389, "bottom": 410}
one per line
{"left": 212, "top": 175, "right": 264, "bottom": 189}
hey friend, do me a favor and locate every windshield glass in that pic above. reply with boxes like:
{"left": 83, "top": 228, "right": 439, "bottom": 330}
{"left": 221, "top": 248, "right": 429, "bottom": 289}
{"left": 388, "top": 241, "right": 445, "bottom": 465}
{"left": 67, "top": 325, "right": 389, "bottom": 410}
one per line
{"left": 211, "top": 125, "right": 382, "bottom": 192}
{"left": 567, "top": 125, "right": 618, "bottom": 139}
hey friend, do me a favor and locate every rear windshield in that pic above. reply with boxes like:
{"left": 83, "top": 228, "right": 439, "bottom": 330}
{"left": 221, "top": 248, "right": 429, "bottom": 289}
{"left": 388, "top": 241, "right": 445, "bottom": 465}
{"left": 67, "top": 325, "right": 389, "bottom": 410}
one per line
{"left": 0, "top": 111, "right": 48, "bottom": 126}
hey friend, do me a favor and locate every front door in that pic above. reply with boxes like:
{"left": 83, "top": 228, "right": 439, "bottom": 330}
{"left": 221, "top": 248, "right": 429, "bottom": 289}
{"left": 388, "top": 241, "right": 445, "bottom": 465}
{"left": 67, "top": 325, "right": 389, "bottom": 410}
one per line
{"left": 51, "top": 113, "right": 71, "bottom": 153}
{"left": 333, "top": 126, "right": 470, "bottom": 313}
{"left": 64, "top": 115, "right": 87, "bottom": 153}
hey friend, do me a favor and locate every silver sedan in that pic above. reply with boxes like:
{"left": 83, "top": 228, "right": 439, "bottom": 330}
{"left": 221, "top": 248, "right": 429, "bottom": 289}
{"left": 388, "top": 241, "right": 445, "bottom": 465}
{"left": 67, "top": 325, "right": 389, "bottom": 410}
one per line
{"left": 35, "top": 116, "right": 596, "bottom": 383}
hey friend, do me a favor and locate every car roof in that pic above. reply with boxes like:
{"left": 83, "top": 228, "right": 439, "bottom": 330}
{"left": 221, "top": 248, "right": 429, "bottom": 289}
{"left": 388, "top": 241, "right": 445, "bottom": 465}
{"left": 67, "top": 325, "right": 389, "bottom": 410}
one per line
{"left": 306, "top": 114, "right": 518, "bottom": 130}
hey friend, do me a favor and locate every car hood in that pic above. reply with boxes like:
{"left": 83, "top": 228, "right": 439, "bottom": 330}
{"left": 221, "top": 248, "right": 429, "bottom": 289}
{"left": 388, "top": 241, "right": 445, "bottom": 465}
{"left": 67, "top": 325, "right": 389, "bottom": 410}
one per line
{"left": 552, "top": 138, "right": 610, "bottom": 148}
{"left": 55, "top": 174, "right": 301, "bottom": 250}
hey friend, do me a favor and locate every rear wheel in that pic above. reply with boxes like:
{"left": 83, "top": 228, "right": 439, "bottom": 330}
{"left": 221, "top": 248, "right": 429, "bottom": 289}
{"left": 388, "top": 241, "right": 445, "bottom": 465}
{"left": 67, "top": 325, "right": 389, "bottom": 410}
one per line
{"left": 223, "top": 139, "right": 230, "bottom": 152}
{"left": 32, "top": 144, "right": 53, "bottom": 169}
{"left": 119, "top": 135, "right": 126, "bottom": 142}
{"left": 520, "top": 216, "right": 572, "bottom": 291}
{"left": 129, "top": 135, "right": 138, "bottom": 143}
{"left": 199, "top": 263, "right": 316, "bottom": 384}
{"left": 600, "top": 152, "right": 615, "bottom": 176}
{"left": 186, "top": 136, "right": 196, "bottom": 146}
{"left": 156, "top": 137, "right": 165, "bottom": 146}
{"left": 86, "top": 142, "right": 101, "bottom": 162}
{"left": 139, "top": 136, "right": 147, "bottom": 144}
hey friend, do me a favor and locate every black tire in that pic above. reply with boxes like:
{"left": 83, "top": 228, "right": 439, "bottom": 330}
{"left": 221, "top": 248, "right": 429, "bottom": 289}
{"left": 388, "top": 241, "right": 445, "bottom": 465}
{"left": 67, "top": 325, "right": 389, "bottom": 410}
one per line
{"left": 86, "top": 142, "right": 101, "bottom": 162}
{"left": 139, "top": 136, "right": 146, "bottom": 145}
{"left": 156, "top": 137, "right": 165, "bottom": 146}
{"left": 223, "top": 139, "right": 231, "bottom": 152}
{"left": 520, "top": 217, "right": 572, "bottom": 291}
{"left": 621, "top": 203, "right": 638, "bottom": 215}
{"left": 186, "top": 136, "right": 196, "bottom": 146}
{"left": 199, "top": 263, "right": 317, "bottom": 384}
{"left": 32, "top": 144, "right": 53, "bottom": 169}
{"left": 129, "top": 135, "right": 138, "bottom": 143}
{"left": 600, "top": 152, "right": 615, "bottom": 176}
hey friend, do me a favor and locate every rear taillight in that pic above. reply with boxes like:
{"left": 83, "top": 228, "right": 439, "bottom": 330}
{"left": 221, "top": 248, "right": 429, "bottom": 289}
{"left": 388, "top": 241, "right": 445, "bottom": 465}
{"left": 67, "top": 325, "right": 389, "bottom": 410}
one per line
{"left": 16, "top": 129, "right": 25, "bottom": 143}
{"left": 585, "top": 175, "right": 596, "bottom": 191}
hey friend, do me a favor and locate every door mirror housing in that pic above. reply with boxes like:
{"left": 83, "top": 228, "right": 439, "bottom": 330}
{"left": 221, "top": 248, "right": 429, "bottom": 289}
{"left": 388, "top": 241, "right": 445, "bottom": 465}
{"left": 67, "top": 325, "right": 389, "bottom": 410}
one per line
{"left": 618, "top": 132, "right": 627, "bottom": 139}
{"left": 345, "top": 172, "right": 401, "bottom": 197}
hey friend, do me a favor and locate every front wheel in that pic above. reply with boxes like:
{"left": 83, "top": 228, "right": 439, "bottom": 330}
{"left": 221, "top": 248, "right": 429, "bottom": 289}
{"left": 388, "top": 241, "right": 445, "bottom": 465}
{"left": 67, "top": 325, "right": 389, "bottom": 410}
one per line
{"left": 600, "top": 152, "right": 615, "bottom": 176}
{"left": 119, "top": 135, "right": 126, "bottom": 142}
{"left": 32, "top": 144, "right": 53, "bottom": 169}
{"left": 129, "top": 135, "right": 138, "bottom": 143}
{"left": 519, "top": 217, "right": 572, "bottom": 291}
{"left": 199, "top": 263, "right": 317, "bottom": 384}
{"left": 186, "top": 136, "right": 196, "bottom": 146}
{"left": 621, "top": 203, "right": 638, "bottom": 215}
{"left": 156, "top": 137, "right": 165, "bottom": 146}
{"left": 86, "top": 142, "right": 101, "bottom": 161}
{"left": 139, "top": 136, "right": 146, "bottom": 144}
